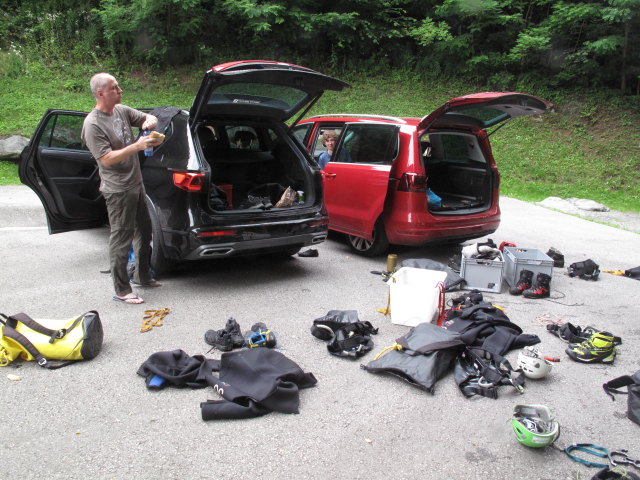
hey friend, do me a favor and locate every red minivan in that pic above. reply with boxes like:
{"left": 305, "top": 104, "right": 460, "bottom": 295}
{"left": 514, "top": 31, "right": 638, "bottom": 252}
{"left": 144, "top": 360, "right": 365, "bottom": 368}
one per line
{"left": 293, "top": 92, "right": 553, "bottom": 256}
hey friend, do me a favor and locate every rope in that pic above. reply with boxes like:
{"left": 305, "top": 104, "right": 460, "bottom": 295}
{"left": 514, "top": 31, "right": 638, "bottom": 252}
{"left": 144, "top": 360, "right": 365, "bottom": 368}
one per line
{"left": 373, "top": 343, "right": 402, "bottom": 360}
{"left": 376, "top": 290, "right": 391, "bottom": 315}
{"left": 602, "top": 270, "right": 625, "bottom": 276}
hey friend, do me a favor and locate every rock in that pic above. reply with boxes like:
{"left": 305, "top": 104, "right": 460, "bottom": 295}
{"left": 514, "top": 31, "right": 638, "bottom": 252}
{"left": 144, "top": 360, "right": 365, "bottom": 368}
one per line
{"left": 538, "top": 196, "right": 610, "bottom": 213}
{"left": 0, "top": 135, "right": 30, "bottom": 162}
{"left": 537, "top": 197, "right": 580, "bottom": 213}
{"left": 566, "top": 197, "right": 610, "bottom": 212}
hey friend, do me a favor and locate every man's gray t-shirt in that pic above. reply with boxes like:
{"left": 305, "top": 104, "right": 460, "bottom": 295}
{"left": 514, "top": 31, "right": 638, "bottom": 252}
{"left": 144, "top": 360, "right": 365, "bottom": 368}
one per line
{"left": 81, "top": 104, "right": 147, "bottom": 193}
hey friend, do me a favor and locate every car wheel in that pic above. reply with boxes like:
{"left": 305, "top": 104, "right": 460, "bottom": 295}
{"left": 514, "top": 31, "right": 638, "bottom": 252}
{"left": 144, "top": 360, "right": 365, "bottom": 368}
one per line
{"left": 146, "top": 199, "right": 176, "bottom": 275}
{"left": 347, "top": 220, "right": 389, "bottom": 257}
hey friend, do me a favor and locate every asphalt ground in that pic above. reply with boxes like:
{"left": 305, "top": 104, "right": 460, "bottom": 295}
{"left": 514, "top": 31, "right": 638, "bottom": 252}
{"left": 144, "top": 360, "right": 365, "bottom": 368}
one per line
{"left": 1, "top": 185, "right": 639, "bottom": 480}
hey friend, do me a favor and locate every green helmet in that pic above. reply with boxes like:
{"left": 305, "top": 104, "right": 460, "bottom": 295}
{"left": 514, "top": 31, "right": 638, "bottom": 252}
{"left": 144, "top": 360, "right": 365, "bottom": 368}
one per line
{"left": 512, "top": 404, "right": 559, "bottom": 448}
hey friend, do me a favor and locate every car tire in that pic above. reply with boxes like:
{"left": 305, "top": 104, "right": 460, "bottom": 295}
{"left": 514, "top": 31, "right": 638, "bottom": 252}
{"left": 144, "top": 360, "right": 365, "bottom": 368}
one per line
{"left": 347, "top": 220, "right": 389, "bottom": 257}
{"left": 146, "top": 198, "right": 176, "bottom": 275}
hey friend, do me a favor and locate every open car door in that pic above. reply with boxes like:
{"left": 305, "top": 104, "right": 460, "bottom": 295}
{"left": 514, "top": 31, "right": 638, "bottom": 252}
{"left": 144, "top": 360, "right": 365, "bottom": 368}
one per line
{"left": 322, "top": 122, "right": 400, "bottom": 238}
{"left": 19, "top": 109, "right": 108, "bottom": 234}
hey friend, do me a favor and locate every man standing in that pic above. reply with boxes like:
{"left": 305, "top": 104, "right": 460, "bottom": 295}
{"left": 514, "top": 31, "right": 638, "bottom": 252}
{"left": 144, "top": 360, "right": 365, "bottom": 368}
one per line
{"left": 81, "top": 73, "right": 164, "bottom": 304}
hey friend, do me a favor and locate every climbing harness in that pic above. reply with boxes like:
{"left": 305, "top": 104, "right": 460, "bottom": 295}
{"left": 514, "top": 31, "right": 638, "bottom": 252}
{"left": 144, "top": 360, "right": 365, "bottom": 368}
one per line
{"left": 140, "top": 308, "right": 171, "bottom": 333}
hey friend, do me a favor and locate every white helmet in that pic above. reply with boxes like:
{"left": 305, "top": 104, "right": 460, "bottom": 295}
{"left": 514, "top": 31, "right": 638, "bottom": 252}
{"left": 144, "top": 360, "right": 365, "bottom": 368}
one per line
{"left": 517, "top": 346, "right": 553, "bottom": 379}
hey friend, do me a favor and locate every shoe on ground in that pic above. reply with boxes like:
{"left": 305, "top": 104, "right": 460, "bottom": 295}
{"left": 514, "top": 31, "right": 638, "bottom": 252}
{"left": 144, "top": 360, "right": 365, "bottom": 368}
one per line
{"left": 548, "top": 322, "right": 594, "bottom": 344}
{"left": 224, "top": 317, "right": 244, "bottom": 348}
{"left": 566, "top": 331, "right": 616, "bottom": 363}
{"left": 244, "top": 322, "right": 277, "bottom": 348}
{"left": 523, "top": 272, "right": 551, "bottom": 299}
{"left": 509, "top": 269, "right": 533, "bottom": 295}
{"left": 546, "top": 247, "right": 565, "bottom": 268}
{"left": 448, "top": 254, "right": 461, "bottom": 273}
{"left": 204, "top": 329, "right": 234, "bottom": 352}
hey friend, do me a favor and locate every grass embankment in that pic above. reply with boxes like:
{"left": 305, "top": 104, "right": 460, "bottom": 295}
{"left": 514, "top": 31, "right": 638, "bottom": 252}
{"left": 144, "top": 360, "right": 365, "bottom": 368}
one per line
{"left": 1, "top": 65, "right": 638, "bottom": 212}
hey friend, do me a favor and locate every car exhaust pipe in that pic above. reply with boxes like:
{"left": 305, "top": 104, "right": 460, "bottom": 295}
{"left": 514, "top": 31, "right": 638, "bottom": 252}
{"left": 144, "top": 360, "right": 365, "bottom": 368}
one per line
{"left": 200, "top": 247, "right": 234, "bottom": 257}
{"left": 312, "top": 234, "right": 327, "bottom": 244}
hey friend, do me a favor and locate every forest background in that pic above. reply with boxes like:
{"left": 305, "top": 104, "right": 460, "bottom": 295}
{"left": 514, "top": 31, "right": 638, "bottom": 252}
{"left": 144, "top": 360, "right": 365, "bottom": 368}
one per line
{"left": 0, "top": 0, "right": 638, "bottom": 211}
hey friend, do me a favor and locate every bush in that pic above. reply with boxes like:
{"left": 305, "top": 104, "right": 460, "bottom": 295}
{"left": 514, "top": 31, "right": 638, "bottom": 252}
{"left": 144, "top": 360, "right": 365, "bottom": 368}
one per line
{"left": 0, "top": 48, "right": 25, "bottom": 78}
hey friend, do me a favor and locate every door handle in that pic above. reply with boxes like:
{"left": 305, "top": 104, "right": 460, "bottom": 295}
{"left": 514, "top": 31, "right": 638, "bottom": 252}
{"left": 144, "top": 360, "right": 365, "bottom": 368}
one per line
{"left": 322, "top": 172, "right": 337, "bottom": 179}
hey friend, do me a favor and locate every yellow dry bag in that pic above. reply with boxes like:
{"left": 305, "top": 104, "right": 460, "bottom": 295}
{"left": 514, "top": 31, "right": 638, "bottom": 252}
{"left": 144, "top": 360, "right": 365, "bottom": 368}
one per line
{"left": 1, "top": 311, "right": 103, "bottom": 369}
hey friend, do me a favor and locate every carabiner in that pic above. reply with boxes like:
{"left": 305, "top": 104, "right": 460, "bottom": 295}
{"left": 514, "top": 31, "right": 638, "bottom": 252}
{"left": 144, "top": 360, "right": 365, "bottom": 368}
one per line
{"left": 609, "top": 449, "right": 640, "bottom": 468}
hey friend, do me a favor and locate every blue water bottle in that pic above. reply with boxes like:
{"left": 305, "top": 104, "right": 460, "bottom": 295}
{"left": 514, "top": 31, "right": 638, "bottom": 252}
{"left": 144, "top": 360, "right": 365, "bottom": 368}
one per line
{"left": 143, "top": 129, "right": 153, "bottom": 157}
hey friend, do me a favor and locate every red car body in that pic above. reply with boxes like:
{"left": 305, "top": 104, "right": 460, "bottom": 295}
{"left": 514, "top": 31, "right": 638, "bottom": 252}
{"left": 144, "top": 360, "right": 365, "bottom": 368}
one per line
{"left": 293, "top": 93, "right": 553, "bottom": 256}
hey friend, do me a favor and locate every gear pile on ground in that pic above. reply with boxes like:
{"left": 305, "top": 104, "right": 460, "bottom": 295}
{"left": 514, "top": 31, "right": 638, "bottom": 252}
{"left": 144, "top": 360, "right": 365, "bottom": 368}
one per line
{"left": 311, "top": 310, "right": 378, "bottom": 358}
{"left": 204, "top": 317, "right": 276, "bottom": 352}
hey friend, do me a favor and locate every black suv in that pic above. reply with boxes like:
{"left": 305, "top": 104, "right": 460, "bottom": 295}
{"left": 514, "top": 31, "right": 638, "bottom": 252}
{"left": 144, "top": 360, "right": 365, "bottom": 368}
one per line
{"left": 19, "top": 61, "right": 349, "bottom": 273}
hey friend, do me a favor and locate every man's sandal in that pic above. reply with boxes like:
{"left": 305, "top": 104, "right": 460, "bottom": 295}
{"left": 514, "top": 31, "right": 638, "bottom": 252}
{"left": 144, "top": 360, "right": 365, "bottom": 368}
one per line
{"left": 113, "top": 294, "right": 145, "bottom": 304}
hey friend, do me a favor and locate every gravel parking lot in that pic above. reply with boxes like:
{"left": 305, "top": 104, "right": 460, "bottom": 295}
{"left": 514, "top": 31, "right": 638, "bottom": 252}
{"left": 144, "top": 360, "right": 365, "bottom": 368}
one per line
{"left": 1, "top": 186, "right": 639, "bottom": 480}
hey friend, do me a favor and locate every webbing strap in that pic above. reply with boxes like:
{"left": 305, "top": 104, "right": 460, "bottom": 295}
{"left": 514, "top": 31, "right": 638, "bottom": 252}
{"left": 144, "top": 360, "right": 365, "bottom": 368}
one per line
{"left": 565, "top": 444, "right": 609, "bottom": 469}
{"left": 603, "top": 375, "right": 634, "bottom": 400}
{"left": 6, "top": 312, "right": 70, "bottom": 343}
{"left": 2, "top": 324, "right": 49, "bottom": 367}
{"left": 460, "top": 383, "right": 498, "bottom": 400}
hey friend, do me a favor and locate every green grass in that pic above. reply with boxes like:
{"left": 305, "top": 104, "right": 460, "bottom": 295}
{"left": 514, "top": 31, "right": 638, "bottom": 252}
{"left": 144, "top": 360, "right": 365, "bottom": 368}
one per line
{"left": 1, "top": 62, "right": 639, "bottom": 212}
{"left": 0, "top": 160, "right": 19, "bottom": 185}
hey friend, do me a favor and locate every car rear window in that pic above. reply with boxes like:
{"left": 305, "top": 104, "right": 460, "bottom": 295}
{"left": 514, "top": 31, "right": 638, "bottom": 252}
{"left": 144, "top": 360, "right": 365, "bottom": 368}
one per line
{"left": 446, "top": 106, "right": 509, "bottom": 128}
{"left": 421, "top": 132, "right": 486, "bottom": 165}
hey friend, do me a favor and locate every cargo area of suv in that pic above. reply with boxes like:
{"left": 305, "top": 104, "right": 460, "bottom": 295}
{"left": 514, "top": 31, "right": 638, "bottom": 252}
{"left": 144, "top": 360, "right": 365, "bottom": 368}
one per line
{"left": 421, "top": 131, "right": 494, "bottom": 215}
{"left": 197, "top": 121, "right": 313, "bottom": 212}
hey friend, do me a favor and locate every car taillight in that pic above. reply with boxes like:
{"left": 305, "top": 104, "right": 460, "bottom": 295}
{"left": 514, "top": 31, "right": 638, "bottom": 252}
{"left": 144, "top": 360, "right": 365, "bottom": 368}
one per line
{"left": 197, "top": 229, "right": 238, "bottom": 237}
{"left": 397, "top": 173, "right": 427, "bottom": 193}
{"left": 173, "top": 172, "right": 205, "bottom": 192}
